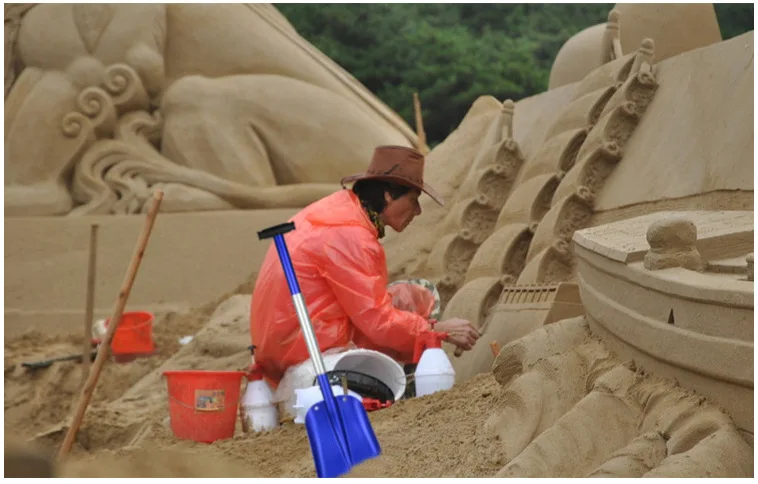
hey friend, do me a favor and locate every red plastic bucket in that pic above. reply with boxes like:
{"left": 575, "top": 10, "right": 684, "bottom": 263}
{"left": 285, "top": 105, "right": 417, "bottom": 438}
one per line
{"left": 107, "top": 311, "right": 155, "bottom": 362}
{"left": 163, "top": 370, "right": 247, "bottom": 443}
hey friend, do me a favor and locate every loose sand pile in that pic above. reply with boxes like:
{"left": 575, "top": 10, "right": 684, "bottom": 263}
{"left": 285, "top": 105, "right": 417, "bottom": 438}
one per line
{"left": 4, "top": 276, "right": 257, "bottom": 444}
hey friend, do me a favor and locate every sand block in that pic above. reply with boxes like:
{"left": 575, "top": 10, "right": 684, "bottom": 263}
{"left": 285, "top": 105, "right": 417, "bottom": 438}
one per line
{"left": 573, "top": 210, "right": 754, "bottom": 263}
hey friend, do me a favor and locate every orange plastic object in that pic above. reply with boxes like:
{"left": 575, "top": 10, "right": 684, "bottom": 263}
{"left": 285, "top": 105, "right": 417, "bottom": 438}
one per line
{"left": 411, "top": 331, "right": 448, "bottom": 364}
{"left": 250, "top": 190, "right": 431, "bottom": 387}
{"left": 107, "top": 311, "right": 155, "bottom": 362}
{"left": 362, "top": 397, "right": 393, "bottom": 412}
{"left": 163, "top": 370, "right": 246, "bottom": 443}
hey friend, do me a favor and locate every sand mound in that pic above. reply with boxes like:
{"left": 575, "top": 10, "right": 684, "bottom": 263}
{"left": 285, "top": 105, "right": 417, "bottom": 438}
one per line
{"left": 3, "top": 277, "right": 255, "bottom": 444}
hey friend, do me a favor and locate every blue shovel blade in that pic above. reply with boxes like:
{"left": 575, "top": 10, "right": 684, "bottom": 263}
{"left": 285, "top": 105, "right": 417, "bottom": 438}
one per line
{"left": 305, "top": 395, "right": 381, "bottom": 478}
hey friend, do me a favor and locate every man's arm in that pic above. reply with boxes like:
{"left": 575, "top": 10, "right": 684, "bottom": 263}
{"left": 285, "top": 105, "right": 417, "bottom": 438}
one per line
{"left": 320, "top": 227, "right": 430, "bottom": 360}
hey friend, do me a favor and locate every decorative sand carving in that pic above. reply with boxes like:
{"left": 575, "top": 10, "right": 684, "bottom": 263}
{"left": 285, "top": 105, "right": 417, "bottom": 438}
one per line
{"left": 383, "top": 96, "right": 502, "bottom": 280}
{"left": 450, "top": 284, "right": 585, "bottom": 382}
{"left": 4, "top": 3, "right": 418, "bottom": 216}
{"left": 541, "top": 85, "right": 617, "bottom": 141}
{"left": 573, "top": 211, "right": 754, "bottom": 433}
{"left": 495, "top": 173, "right": 562, "bottom": 229}
{"left": 421, "top": 101, "right": 526, "bottom": 307}
{"left": 464, "top": 223, "right": 533, "bottom": 284}
{"left": 643, "top": 217, "right": 706, "bottom": 271}
{"left": 515, "top": 128, "right": 586, "bottom": 185}
{"left": 440, "top": 276, "right": 504, "bottom": 330}
{"left": 521, "top": 39, "right": 658, "bottom": 283}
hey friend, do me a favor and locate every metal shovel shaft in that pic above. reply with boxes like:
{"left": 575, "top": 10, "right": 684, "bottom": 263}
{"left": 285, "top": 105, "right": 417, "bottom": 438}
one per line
{"left": 272, "top": 235, "right": 327, "bottom": 377}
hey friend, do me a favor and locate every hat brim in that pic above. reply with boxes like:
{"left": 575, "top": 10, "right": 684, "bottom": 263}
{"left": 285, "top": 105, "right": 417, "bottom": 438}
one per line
{"left": 341, "top": 173, "right": 444, "bottom": 207}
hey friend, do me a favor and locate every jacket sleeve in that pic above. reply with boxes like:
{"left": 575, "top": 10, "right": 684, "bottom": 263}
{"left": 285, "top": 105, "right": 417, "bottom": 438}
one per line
{"left": 320, "top": 227, "right": 430, "bottom": 359}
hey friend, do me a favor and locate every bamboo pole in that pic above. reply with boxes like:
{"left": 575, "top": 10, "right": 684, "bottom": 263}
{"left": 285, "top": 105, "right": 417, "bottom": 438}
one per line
{"left": 413, "top": 92, "right": 428, "bottom": 155}
{"left": 58, "top": 191, "right": 164, "bottom": 461}
{"left": 81, "top": 224, "right": 99, "bottom": 388}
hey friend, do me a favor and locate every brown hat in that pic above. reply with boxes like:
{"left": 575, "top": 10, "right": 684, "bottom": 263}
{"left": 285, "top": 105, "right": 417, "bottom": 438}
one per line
{"left": 340, "top": 145, "right": 444, "bottom": 206}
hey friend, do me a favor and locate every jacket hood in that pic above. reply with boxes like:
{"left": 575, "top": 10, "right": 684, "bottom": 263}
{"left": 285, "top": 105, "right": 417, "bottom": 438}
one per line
{"left": 304, "top": 189, "right": 377, "bottom": 236}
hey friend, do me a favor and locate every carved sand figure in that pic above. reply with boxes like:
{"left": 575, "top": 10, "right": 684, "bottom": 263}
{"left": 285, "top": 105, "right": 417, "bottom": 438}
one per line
{"left": 422, "top": 101, "right": 527, "bottom": 306}
{"left": 5, "top": 3, "right": 419, "bottom": 216}
{"left": 3, "top": 2, "right": 754, "bottom": 479}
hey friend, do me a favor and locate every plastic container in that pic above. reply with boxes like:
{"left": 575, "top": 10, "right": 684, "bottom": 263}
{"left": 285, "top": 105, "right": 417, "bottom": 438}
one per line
{"left": 292, "top": 384, "right": 362, "bottom": 424}
{"left": 163, "top": 370, "right": 246, "bottom": 443}
{"left": 241, "top": 366, "right": 279, "bottom": 432}
{"left": 413, "top": 331, "right": 455, "bottom": 397}
{"left": 275, "top": 348, "right": 407, "bottom": 420}
{"left": 107, "top": 311, "right": 155, "bottom": 363}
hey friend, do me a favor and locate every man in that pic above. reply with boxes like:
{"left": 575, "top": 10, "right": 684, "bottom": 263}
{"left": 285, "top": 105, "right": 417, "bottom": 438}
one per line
{"left": 250, "top": 145, "right": 480, "bottom": 387}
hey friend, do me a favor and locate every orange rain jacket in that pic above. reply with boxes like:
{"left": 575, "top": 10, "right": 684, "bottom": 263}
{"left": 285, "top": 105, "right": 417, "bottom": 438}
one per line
{"left": 250, "top": 189, "right": 432, "bottom": 387}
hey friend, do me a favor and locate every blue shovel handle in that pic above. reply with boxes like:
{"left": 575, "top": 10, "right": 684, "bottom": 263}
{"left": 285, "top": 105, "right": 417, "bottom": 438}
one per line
{"left": 257, "top": 223, "right": 301, "bottom": 294}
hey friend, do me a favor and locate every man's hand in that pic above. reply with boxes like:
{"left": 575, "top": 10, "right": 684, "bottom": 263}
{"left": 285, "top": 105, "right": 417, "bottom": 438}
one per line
{"left": 434, "top": 318, "right": 480, "bottom": 351}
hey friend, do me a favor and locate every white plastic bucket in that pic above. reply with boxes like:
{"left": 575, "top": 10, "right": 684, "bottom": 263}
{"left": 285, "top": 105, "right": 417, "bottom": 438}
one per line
{"left": 275, "top": 348, "right": 407, "bottom": 419}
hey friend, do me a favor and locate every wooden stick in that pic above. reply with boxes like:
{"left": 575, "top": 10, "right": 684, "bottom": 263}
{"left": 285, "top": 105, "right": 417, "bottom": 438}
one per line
{"left": 81, "top": 224, "right": 99, "bottom": 389}
{"left": 489, "top": 341, "right": 502, "bottom": 358}
{"left": 413, "top": 92, "right": 428, "bottom": 155}
{"left": 58, "top": 191, "right": 164, "bottom": 461}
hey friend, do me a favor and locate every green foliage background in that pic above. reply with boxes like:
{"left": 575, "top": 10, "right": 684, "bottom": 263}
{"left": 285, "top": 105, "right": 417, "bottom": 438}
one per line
{"left": 276, "top": 4, "right": 753, "bottom": 145}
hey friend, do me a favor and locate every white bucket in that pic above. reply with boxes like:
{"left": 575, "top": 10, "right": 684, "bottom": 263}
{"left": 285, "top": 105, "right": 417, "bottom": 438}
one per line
{"left": 275, "top": 348, "right": 407, "bottom": 420}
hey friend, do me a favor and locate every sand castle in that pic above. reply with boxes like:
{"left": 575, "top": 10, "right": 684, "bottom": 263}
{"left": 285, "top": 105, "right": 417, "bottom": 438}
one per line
{"left": 4, "top": 3, "right": 753, "bottom": 478}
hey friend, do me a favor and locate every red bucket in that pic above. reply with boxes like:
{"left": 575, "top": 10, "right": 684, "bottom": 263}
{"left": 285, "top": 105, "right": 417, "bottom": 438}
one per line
{"left": 107, "top": 311, "right": 155, "bottom": 362}
{"left": 163, "top": 370, "right": 247, "bottom": 443}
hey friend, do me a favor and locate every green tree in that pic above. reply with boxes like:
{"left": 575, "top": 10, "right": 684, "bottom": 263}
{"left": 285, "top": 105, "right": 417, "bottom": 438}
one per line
{"left": 277, "top": 4, "right": 753, "bottom": 145}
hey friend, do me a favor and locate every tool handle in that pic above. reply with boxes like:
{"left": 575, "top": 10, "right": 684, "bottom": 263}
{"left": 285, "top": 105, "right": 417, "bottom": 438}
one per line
{"left": 22, "top": 352, "right": 95, "bottom": 370}
{"left": 82, "top": 223, "right": 98, "bottom": 388}
{"left": 257, "top": 222, "right": 295, "bottom": 240}
{"left": 263, "top": 224, "right": 326, "bottom": 377}
{"left": 58, "top": 190, "right": 163, "bottom": 461}
{"left": 257, "top": 221, "right": 302, "bottom": 296}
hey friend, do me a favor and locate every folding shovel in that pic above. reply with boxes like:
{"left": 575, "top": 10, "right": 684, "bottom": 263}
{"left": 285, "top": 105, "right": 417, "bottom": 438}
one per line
{"left": 258, "top": 222, "right": 381, "bottom": 478}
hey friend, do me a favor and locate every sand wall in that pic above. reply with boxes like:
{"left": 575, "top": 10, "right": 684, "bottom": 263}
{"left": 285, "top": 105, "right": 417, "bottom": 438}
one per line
{"left": 4, "top": 209, "right": 296, "bottom": 337}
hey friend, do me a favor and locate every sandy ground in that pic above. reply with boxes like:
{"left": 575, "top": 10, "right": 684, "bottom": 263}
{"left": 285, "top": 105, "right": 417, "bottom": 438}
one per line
{"left": 5, "top": 288, "right": 753, "bottom": 478}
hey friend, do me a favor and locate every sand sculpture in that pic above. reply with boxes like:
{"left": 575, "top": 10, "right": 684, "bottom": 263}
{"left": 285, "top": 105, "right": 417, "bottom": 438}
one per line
{"left": 401, "top": 33, "right": 659, "bottom": 314}
{"left": 4, "top": 2, "right": 754, "bottom": 479}
{"left": 4, "top": 3, "right": 419, "bottom": 216}
{"left": 548, "top": 3, "right": 723, "bottom": 90}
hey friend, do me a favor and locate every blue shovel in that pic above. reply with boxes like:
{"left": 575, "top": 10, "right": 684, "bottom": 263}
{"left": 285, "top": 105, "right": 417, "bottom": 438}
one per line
{"left": 258, "top": 222, "right": 381, "bottom": 478}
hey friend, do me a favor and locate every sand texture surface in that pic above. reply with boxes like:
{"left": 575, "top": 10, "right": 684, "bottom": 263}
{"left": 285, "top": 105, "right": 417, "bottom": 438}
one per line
{"left": 5, "top": 295, "right": 752, "bottom": 478}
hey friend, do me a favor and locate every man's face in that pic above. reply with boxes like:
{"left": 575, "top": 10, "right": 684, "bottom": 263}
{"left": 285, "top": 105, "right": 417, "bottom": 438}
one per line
{"left": 382, "top": 189, "right": 422, "bottom": 233}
